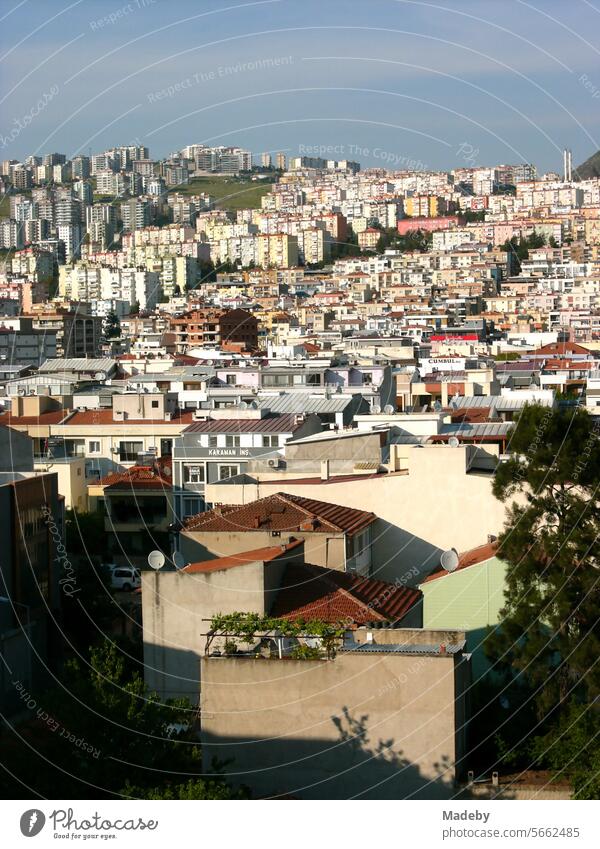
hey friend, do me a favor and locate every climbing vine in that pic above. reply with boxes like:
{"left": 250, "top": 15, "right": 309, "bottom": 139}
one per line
{"left": 208, "top": 612, "right": 348, "bottom": 659}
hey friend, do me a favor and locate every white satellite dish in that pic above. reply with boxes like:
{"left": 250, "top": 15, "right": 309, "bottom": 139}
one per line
{"left": 448, "top": 436, "right": 460, "bottom": 447}
{"left": 239, "top": 401, "right": 248, "bottom": 410}
{"left": 383, "top": 404, "right": 394, "bottom": 414}
{"left": 440, "top": 548, "right": 460, "bottom": 572}
{"left": 147, "top": 550, "right": 165, "bottom": 570}
{"left": 172, "top": 551, "right": 185, "bottom": 569}
{"left": 372, "top": 405, "right": 381, "bottom": 414}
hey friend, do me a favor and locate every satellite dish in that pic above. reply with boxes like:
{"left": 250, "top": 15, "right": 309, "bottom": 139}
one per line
{"left": 172, "top": 551, "right": 185, "bottom": 569}
{"left": 440, "top": 548, "right": 460, "bottom": 572}
{"left": 383, "top": 404, "right": 394, "bottom": 414}
{"left": 239, "top": 401, "right": 248, "bottom": 410}
{"left": 448, "top": 436, "right": 460, "bottom": 448}
{"left": 148, "top": 550, "right": 165, "bottom": 570}
{"left": 94, "top": 372, "right": 105, "bottom": 380}
{"left": 372, "top": 405, "right": 381, "bottom": 414}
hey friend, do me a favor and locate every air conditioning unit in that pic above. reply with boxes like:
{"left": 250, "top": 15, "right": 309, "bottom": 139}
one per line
{"left": 267, "top": 458, "right": 283, "bottom": 469}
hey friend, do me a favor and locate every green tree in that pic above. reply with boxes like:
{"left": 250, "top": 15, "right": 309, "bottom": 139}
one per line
{"left": 124, "top": 777, "right": 249, "bottom": 799}
{"left": 0, "top": 641, "right": 202, "bottom": 799}
{"left": 103, "top": 309, "right": 121, "bottom": 340}
{"left": 487, "top": 405, "right": 600, "bottom": 716}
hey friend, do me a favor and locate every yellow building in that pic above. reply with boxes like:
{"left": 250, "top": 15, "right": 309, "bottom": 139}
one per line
{"left": 256, "top": 233, "right": 299, "bottom": 269}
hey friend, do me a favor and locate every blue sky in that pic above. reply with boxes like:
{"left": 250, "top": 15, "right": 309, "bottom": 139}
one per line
{"left": 1, "top": 0, "right": 600, "bottom": 171}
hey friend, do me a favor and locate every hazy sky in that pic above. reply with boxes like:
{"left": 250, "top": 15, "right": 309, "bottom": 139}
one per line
{"left": 1, "top": 0, "right": 600, "bottom": 172}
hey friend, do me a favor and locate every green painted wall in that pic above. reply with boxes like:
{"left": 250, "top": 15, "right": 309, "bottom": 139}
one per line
{"left": 419, "top": 556, "right": 508, "bottom": 676}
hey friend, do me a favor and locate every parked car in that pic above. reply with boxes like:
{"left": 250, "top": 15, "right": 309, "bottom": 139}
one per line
{"left": 108, "top": 566, "right": 141, "bottom": 592}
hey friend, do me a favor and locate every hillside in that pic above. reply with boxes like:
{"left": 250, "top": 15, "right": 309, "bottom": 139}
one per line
{"left": 574, "top": 149, "right": 600, "bottom": 180}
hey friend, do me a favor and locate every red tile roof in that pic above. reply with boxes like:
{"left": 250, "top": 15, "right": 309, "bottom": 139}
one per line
{"left": 183, "top": 492, "right": 377, "bottom": 536}
{"left": 182, "top": 539, "right": 304, "bottom": 574}
{"left": 62, "top": 409, "right": 195, "bottom": 426}
{"left": 534, "top": 341, "right": 590, "bottom": 356}
{"left": 420, "top": 541, "right": 499, "bottom": 584}
{"left": 98, "top": 459, "right": 173, "bottom": 490}
{"left": 0, "top": 410, "right": 71, "bottom": 427}
{"left": 271, "top": 561, "right": 421, "bottom": 624}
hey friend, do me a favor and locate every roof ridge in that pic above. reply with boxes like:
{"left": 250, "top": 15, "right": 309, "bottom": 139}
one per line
{"left": 273, "top": 491, "right": 339, "bottom": 531}
{"left": 275, "top": 492, "right": 344, "bottom": 533}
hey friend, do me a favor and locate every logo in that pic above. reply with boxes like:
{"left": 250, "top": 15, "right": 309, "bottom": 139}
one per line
{"left": 19, "top": 810, "right": 46, "bottom": 837}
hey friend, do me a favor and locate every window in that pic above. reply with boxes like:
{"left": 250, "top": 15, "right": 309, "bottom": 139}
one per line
{"left": 262, "top": 434, "right": 279, "bottom": 447}
{"left": 208, "top": 435, "right": 218, "bottom": 447}
{"left": 160, "top": 438, "right": 172, "bottom": 456}
{"left": 306, "top": 373, "right": 321, "bottom": 386}
{"left": 225, "top": 435, "right": 240, "bottom": 448}
{"left": 263, "top": 374, "right": 291, "bottom": 387}
{"left": 119, "top": 440, "right": 143, "bottom": 462}
{"left": 183, "top": 498, "right": 203, "bottom": 517}
{"left": 151, "top": 400, "right": 159, "bottom": 408}
{"left": 362, "top": 373, "right": 373, "bottom": 385}
{"left": 89, "top": 441, "right": 100, "bottom": 453}
{"left": 225, "top": 374, "right": 236, "bottom": 385}
{"left": 218, "top": 464, "right": 238, "bottom": 481}
{"left": 183, "top": 464, "right": 205, "bottom": 484}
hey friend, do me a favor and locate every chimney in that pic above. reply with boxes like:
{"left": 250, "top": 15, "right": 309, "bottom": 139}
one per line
{"left": 252, "top": 515, "right": 261, "bottom": 529}
{"left": 320, "top": 459, "right": 329, "bottom": 481}
{"left": 439, "top": 644, "right": 447, "bottom": 655}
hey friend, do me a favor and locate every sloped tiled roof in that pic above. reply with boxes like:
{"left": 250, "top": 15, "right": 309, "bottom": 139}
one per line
{"left": 99, "top": 459, "right": 172, "bottom": 490}
{"left": 420, "top": 541, "right": 499, "bottom": 584}
{"left": 0, "top": 410, "right": 71, "bottom": 427}
{"left": 271, "top": 561, "right": 421, "bottom": 624}
{"left": 183, "top": 492, "right": 377, "bottom": 536}
{"left": 63, "top": 409, "right": 195, "bottom": 426}
{"left": 182, "top": 540, "right": 303, "bottom": 574}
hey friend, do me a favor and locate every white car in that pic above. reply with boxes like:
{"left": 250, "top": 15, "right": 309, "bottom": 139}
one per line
{"left": 109, "top": 566, "right": 141, "bottom": 592}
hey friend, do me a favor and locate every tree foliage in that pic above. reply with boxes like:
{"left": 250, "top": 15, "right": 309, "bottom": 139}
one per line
{"left": 488, "top": 406, "right": 600, "bottom": 712}
{"left": 485, "top": 405, "right": 600, "bottom": 788}
{"left": 0, "top": 641, "right": 213, "bottom": 799}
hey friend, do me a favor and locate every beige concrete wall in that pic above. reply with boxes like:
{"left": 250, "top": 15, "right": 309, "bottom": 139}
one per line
{"left": 205, "top": 445, "right": 513, "bottom": 585}
{"left": 33, "top": 457, "right": 87, "bottom": 510}
{"left": 142, "top": 561, "right": 267, "bottom": 702}
{"left": 201, "top": 650, "right": 468, "bottom": 799}
{"left": 142, "top": 548, "right": 295, "bottom": 702}
{"left": 181, "top": 529, "right": 347, "bottom": 571}
{"left": 285, "top": 430, "right": 383, "bottom": 463}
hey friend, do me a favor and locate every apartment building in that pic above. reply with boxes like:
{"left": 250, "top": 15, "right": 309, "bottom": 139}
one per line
{"left": 172, "top": 411, "right": 321, "bottom": 519}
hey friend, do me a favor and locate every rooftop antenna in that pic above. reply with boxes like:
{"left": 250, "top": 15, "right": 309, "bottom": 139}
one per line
{"left": 440, "top": 548, "right": 460, "bottom": 572}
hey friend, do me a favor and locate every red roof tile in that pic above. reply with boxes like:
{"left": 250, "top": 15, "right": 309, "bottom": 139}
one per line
{"left": 182, "top": 539, "right": 304, "bottom": 574}
{"left": 0, "top": 410, "right": 71, "bottom": 427}
{"left": 535, "top": 341, "right": 590, "bottom": 356}
{"left": 183, "top": 492, "right": 377, "bottom": 536}
{"left": 62, "top": 409, "right": 195, "bottom": 426}
{"left": 271, "top": 561, "right": 421, "bottom": 624}
{"left": 99, "top": 459, "right": 173, "bottom": 489}
{"left": 420, "top": 541, "right": 499, "bottom": 584}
